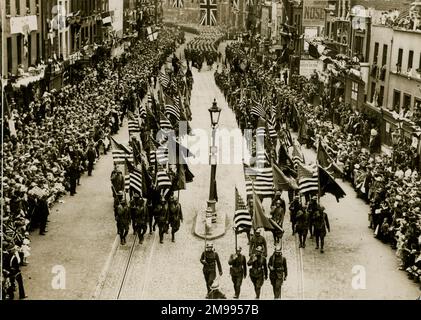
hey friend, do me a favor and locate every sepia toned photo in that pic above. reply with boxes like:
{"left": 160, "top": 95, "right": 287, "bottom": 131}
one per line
{"left": 1, "top": 0, "right": 421, "bottom": 302}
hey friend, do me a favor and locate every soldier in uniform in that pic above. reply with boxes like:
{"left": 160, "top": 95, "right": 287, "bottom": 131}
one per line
{"left": 115, "top": 198, "right": 130, "bottom": 245}
{"left": 228, "top": 247, "right": 247, "bottom": 299}
{"left": 289, "top": 195, "right": 302, "bottom": 235}
{"left": 247, "top": 246, "right": 268, "bottom": 299}
{"left": 156, "top": 198, "right": 169, "bottom": 244}
{"left": 168, "top": 195, "right": 183, "bottom": 242}
{"left": 200, "top": 242, "right": 223, "bottom": 294}
{"left": 134, "top": 196, "right": 148, "bottom": 244}
{"left": 129, "top": 193, "right": 142, "bottom": 234}
{"left": 306, "top": 196, "right": 319, "bottom": 238}
{"left": 268, "top": 246, "right": 288, "bottom": 299}
{"left": 313, "top": 206, "right": 330, "bottom": 253}
{"left": 270, "top": 199, "right": 285, "bottom": 245}
{"left": 249, "top": 229, "right": 267, "bottom": 257}
{"left": 110, "top": 163, "right": 124, "bottom": 196}
{"left": 295, "top": 209, "right": 309, "bottom": 248}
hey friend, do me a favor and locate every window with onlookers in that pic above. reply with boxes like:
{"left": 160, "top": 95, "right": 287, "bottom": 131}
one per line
{"left": 16, "top": 0, "right": 21, "bottom": 15}
{"left": 373, "top": 42, "right": 379, "bottom": 64}
{"left": 382, "top": 44, "right": 388, "bottom": 66}
{"left": 397, "top": 48, "right": 403, "bottom": 73}
{"left": 26, "top": 0, "right": 31, "bottom": 14}
{"left": 408, "top": 50, "right": 414, "bottom": 72}
{"left": 403, "top": 94, "right": 412, "bottom": 114}
{"left": 36, "top": 0, "right": 39, "bottom": 14}
{"left": 393, "top": 90, "right": 401, "bottom": 112}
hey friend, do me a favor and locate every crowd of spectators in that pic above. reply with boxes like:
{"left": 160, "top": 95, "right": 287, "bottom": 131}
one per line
{"left": 1, "top": 27, "right": 183, "bottom": 300}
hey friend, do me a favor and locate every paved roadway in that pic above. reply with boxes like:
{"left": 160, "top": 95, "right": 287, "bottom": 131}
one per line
{"left": 22, "top": 36, "right": 421, "bottom": 300}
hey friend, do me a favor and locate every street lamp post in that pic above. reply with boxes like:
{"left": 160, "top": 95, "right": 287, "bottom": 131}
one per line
{"left": 207, "top": 99, "right": 221, "bottom": 220}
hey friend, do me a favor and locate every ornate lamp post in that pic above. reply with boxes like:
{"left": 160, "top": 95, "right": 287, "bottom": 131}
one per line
{"left": 207, "top": 99, "right": 221, "bottom": 218}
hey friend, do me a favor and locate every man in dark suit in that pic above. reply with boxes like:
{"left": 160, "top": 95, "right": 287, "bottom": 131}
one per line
{"left": 228, "top": 246, "right": 247, "bottom": 299}
{"left": 268, "top": 246, "right": 287, "bottom": 299}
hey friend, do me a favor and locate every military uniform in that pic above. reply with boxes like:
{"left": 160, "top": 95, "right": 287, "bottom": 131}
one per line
{"left": 295, "top": 209, "right": 309, "bottom": 248}
{"left": 306, "top": 198, "right": 318, "bottom": 237}
{"left": 168, "top": 199, "right": 183, "bottom": 242}
{"left": 289, "top": 197, "right": 302, "bottom": 234}
{"left": 268, "top": 251, "right": 288, "bottom": 299}
{"left": 247, "top": 250, "right": 268, "bottom": 299}
{"left": 228, "top": 250, "right": 247, "bottom": 298}
{"left": 313, "top": 208, "right": 330, "bottom": 253}
{"left": 116, "top": 202, "right": 130, "bottom": 245}
{"left": 249, "top": 232, "right": 267, "bottom": 257}
{"left": 156, "top": 201, "right": 169, "bottom": 244}
{"left": 132, "top": 197, "right": 148, "bottom": 244}
{"left": 200, "top": 246, "right": 223, "bottom": 293}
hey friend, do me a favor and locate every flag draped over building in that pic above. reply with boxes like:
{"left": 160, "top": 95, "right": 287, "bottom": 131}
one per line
{"left": 234, "top": 187, "right": 252, "bottom": 233}
{"left": 297, "top": 162, "right": 318, "bottom": 194}
{"left": 199, "top": 0, "right": 218, "bottom": 26}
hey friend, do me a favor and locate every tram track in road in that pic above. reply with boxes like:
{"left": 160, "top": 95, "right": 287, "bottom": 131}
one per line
{"left": 116, "top": 234, "right": 138, "bottom": 300}
{"left": 294, "top": 234, "right": 305, "bottom": 299}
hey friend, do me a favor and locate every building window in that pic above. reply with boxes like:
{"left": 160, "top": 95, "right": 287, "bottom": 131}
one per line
{"left": 408, "top": 50, "right": 414, "bottom": 71}
{"left": 370, "top": 82, "right": 376, "bottom": 103}
{"left": 378, "top": 85, "right": 384, "bottom": 107}
{"left": 382, "top": 44, "right": 388, "bottom": 66}
{"left": 36, "top": 33, "right": 40, "bottom": 62}
{"left": 7, "top": 37, "right": 13, "bottom": 73}
{"left": 36, "top": 0, "right": 39, "bottom": 14}
{"left": 403, "top": 94, "right": 411, "bottom": 112}
{"left": 373, "top": 42, "right": 379, "bottom": 64}
{"left": 418, "top": 53, "right": 421, "bottom": 74}
{"left": 28, "top": 33, "right": 32, "bottom": 66}
{"left": 393, "top": 90, "right": 401, "bottom": 112}
{"left": 16, "top": 0, "right": 20, "bottom": 15}
{"left": 397, "top": 48, "right": 403, "bottom": 72}
{"left": 351, "top": 82, "right": 358, "bottom": 101}
{"left": 415, "top": 98, "right": 421, "bottom": 112}
{"left": 26, "top": 0, "right": 31, "bottom": 14}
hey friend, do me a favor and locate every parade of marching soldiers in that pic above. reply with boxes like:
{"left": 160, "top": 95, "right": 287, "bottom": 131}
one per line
{"left": 4, "top": 3, "right": 421, "bottom": 301}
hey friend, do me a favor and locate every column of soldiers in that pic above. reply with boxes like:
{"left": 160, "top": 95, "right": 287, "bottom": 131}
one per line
{"left": 110, "top": 163, "right": 183, "bottom": 246}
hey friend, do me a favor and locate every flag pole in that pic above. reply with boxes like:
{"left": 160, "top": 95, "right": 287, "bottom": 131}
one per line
{"left": 317, "top": 161, "right": 321, "bottom": 206}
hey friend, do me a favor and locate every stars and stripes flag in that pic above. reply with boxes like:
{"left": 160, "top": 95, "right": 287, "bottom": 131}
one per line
{"left": 147, "top": 26, "right": 158, "bottom": 41}
{"left": 157, "top": 142, "right": 169, "bottom": 165}
{"left": 159, "top": 112, "right": 173, "bottom": 131}
{"left": 156, "top": 164, "right": 172, "bottom": 191}
{"left": 297, "top": 162, "right": 318, "bottom": 194}
{"left": 199, "top": 0, "right": 218, "bottom": 26}
{"left": 4, "top": 221, "right": 24, "bottom": 243}
{"left": 292, "top": 142, "right": 305, "bottom": 167}
{"left": 251, "top": 102, "right": 266, "bottom": 118}
{"left": 139, "top": 101, "right": 147, "bottom": 119}
{"left": 111, "top": 137, "right": 134, "bottom": 165}
{"left": 234, "top": 186, "right": 252, "bottom": 233}
{"left": 244, "top": 164, "right": 274, "bottom": 199}
{"left": 125, "top": 159, "right": 143, "bottom": 196}
{"left": 159, "top": 71, "right": 170, "bottom": 88}
{"left": 164, "top": 94, "right": 181, "bottom": 121}
{"left": 255, "top": 117, "right": 266, "bottom": 166}
{"left": 128, "top": 112, "right": 141, "bottom": 137}
{"left": 173, "top": 0, "right": 184, "bottom": 8}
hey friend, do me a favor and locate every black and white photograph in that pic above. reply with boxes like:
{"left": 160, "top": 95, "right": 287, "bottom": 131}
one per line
{"left": 2, "top": 0, "right": 421, "bottom": 303}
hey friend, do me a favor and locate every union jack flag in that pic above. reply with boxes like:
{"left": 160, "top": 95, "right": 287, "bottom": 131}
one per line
{"left": 173, "top": 0, "right": 183, "bottom": 7}
{"left": 199, "top": 0, "right": 218, "bottom": 26}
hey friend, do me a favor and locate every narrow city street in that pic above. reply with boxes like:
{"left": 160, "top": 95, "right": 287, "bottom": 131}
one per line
{"left": 21, "top": 37, "right": 420, "bottom": 300}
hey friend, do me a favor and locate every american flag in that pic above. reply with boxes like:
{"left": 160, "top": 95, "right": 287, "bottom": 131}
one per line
{"left": 149, "top": 149, "right": 157, "bottom": 167}
{"left": 139, "top": 101, "right": 147, "bottom": 119}
{"left": 244, "top": 165, "right": 274, "bottom": 199}
{"left": 156, "top": 164, "right": 172, "bottom": 190}
{"left": 199, "top": 0, "right": 218, "bottom": 26}
{"left": 255, "top": 118, "right": 266, "bottom": 166}
{"left": 251, "top": 102, "right": 266, "bottom": 118}
{"left": 128, "top": 112, "right": 141, "bottom": 137}
{"left": 5, "top": 221, "right": 23, "bottom": 243}
{"left": 173, "top": 0, "right": 184, "bottom": 7}
{"left": 297, "top": 162, "right": 318, "bottom": 194}
{"left": 157, "top": 142, "right": 169, "bottom": 165}
{"left": 292, "top": 143, "right": 305, "bottom": 167}
{"left": 111, "top": 137, "right": 134, "bottom": 165}
{"left": 234, "top": 187, "right": 252, "bottom": 232}
{"left": 159, "top": 72, "right": 170, "bottom": 88}
{"left": 125, "top": 159, "right": 143, "bottom": 196}
{"left": 266, "top": 118, "right": 277, "bottom": 139}
{"left": 159, "top": 112, "right": 173, "bottom": 131}
{"left": 164, "top": 94, "right": 181, "bottom": 121}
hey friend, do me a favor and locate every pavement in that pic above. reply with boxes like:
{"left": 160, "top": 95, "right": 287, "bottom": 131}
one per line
{"left": 21, "top": 36, "right": 421, "bottom": 300}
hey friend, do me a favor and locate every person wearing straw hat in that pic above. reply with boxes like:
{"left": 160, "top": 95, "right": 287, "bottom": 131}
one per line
{"left": 228, "top": 246, "right": 247, "bottom": 299}
{"left": 200, "top": 242, "right": 223, "bottom": 294}
{"left": 268, "top": 245, "right": 287, "bottom": 299}
{"left": 247, "top": 245, "right": 268, "bottom": 299}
